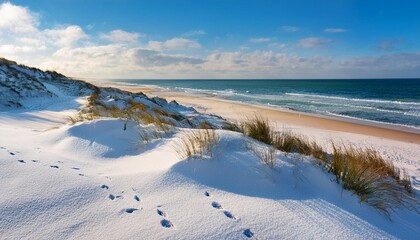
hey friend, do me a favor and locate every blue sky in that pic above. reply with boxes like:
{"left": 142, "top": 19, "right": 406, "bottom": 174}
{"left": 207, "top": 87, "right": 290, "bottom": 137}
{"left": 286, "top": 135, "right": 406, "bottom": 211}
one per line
{"left": 1, "top": 1, "right": 419, "bottom": 78}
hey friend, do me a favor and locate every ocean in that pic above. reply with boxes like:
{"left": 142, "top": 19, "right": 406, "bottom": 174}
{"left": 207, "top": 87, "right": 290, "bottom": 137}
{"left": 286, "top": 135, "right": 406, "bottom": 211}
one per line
{"left": 111, "top": 79, "right": 420, "bottom": 129}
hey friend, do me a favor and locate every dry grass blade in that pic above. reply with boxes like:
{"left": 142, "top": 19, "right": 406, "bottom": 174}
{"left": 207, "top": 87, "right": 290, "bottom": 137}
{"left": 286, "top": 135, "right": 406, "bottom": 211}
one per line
{"left": 248, "top": 143, "right": 277, "bottom": 169}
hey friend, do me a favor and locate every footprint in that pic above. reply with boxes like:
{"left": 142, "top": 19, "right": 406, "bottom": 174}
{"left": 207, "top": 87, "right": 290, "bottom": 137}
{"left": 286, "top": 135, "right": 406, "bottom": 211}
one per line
{"left": 125, "top": 208, "right": 139, "bottom": 213}
{"left": 71, "top": 167, "right": 80, "bottom": 170}
{"left": 160, "top": 219, "right": 174, "bottom": 229}
{"left": 50, "top": 165, "right": 59, "bottom": 169}
{"left": 157, "top": 209, "right": 167, "bottom": 218}
{"left": 211, "top": 201, "right": 222, "bottom": 209}
{"left": 31, "top": 160, "right": 39, "bottom": 163}
{"left": 109, "top": 194, "right": 116, "bottom": 200}
{"left": 223, "top": 211, "right": 237, "bottom": 220}
{"left": 17, "top": 160, "right": 25, "bottom": 163}
{"left": 78, "top": 173, "right": 85, "bottom": 177}
{"left": 243, "top": 229, "right": 254, "bottom": 238}
{"left": 58, "top": 161, "right": 64, "bottom": 163}
{"left": 134, "top": 195, "right": 140, "bottom": 202}
{"left": 204, "top": 191, "right": 211, "bottom": 197}
{"left": 100, "top": 185, "right": 109, "bottom": 190}
{"left": 9, "top": 152, "right": 15, "bottom": 155}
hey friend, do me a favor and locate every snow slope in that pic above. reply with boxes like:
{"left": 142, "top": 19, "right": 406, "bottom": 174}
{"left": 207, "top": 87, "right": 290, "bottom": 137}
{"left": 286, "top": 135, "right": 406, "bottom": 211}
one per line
{"left": 1, "top": 108, "right": 419, "bottom": 239}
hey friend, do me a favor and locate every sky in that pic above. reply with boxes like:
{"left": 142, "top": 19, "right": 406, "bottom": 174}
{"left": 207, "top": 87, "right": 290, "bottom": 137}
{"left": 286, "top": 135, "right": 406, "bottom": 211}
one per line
{"left": 0, "top": 0, "right": 419, "bottom": 79}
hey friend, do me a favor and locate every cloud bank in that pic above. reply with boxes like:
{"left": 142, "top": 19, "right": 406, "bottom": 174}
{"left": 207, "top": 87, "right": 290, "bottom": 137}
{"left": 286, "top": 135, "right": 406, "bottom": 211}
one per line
{"left": 0, "top": 2, "right": 419, "bottom": 79}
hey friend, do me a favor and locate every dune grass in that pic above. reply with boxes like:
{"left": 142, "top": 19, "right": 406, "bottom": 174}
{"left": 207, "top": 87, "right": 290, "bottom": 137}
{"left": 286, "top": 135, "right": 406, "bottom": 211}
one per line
{"left": 241, "top": 116, "right": 273, "bottom": 145}
{"left": 70, "top": 92, "right": 177, "bottom": 134}
{"left": 241, "top": 116, "right": 325, "bottom": 159}
{"left": 175, "top": 129, "right": 219, "bottom": 159}
{"left": 330, "top": 144, "right": 418, "bottom": 217}
{"left": 248, "top": 144, "right": 277, "bottom": 169}
{"left": 241, "top": 115, "right": 418, "bottom": 217}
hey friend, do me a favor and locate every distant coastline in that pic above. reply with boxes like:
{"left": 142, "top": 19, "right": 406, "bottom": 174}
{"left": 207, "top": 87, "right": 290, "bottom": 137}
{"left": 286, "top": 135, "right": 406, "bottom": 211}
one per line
{"left": 102, "top": 79, "right": 420, "bottom": 133}
{"left": 100, "top": 81, "right": 420, "bottom": 144}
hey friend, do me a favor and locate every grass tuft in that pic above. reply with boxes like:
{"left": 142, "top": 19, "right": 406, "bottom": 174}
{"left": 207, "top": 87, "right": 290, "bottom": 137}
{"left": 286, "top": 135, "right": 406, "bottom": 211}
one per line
{"left": 241, "top": 116, "right": 273, "bottom": 145}
{"left": 175, "top": 129, "right": 219, "bottom": 159}
{"left": 249, "top": 144, "right": 277, "bottom": 169}
{"left": 330, "top": 144, "right": 418, "bottom": 217}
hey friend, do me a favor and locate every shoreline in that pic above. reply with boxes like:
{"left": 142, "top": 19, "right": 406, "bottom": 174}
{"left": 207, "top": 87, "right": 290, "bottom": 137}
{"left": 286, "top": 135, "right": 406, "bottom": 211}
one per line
{"left": 103, "top": 83, "right": 420, "bottom": 144}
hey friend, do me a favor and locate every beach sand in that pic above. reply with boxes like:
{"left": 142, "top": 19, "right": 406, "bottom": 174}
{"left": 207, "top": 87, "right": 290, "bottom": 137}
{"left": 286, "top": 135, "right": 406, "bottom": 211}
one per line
{"left": 116, "top": 85, "right": 420, "bottom": 145}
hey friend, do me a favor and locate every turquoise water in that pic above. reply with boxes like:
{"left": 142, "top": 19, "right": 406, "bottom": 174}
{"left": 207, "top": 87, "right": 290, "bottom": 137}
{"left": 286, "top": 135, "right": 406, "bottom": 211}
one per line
{"left": 111, "top": 79, "right": 420, "bottom": 129}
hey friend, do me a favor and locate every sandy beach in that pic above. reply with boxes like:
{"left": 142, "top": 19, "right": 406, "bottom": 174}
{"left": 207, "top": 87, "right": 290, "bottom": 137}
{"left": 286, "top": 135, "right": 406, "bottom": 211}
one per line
{"left": 109, "top": 85, "right": 420, "bottom": 145}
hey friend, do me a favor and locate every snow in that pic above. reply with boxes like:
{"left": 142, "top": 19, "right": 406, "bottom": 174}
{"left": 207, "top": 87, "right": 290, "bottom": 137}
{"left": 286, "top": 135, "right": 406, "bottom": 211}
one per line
{"left": 1, "top": 101, "right": 419, "bottom": 239}
{"left": 0, "top": 59, "right": 419, "bottom": 239}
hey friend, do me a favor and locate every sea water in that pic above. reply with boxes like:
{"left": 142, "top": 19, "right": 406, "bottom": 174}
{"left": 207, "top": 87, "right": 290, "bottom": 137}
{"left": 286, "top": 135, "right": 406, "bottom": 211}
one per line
{"left": 111, "top": 79, "right": 420, "bottom": 129}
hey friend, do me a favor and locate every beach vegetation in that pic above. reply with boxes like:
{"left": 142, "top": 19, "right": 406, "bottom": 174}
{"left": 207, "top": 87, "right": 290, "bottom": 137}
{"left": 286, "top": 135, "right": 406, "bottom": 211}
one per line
{"left": 329, "top": 144, "right": 418, "bottom": 217}
{"left": 175, "top": 129, "right": 219, "bottom": 159}
{"left": 240, "top": 115, "right": 418, "bottom": 217}
{"left": 248, "top": 144, "right": 277, "bottom": 169}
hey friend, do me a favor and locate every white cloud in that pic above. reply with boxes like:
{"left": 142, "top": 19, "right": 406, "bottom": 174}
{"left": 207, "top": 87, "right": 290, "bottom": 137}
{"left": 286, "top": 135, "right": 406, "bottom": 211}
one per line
{"left": 204, "top": 51, "right": 329, "bottom": 72}
{"left": 130, "top": 49, "right": 204, "bottom": 67}
{"left": 0, "top": 44, "right": 45, "bottom": 54}
{"left": 45, "top": 25, "right": 88, "bottom": 47}
{"left": 182, "top": 30, "right": 206, "bottom": 37}
{"left": 375, "top": 38, "right": 404, "bottom": 51}
{"left": 268, "top": 42, "right": 286, "bottom": 49}
{"left": 249, "top": 38, "right": 273, "bottom": 43}
{"left": 148, "top": 38, "right": 201, "bottom": 51}
{"left": 280, "top": 26, "right": 299, "bottom": 32}
{"left": 324, "top": 28, "right": 347, "bottom": 33}
{"left": 86, "top": 24, "right": 95, "bottom": 30}
{"left": 0, "top": 2, "right": 38, "bottom": 33}
{"left": 297, "top": 37, "right": 333, "bottom": 48}
{"left": 239, "top": 45, "right": 249, "bottom": 50}
{"left": 100, "top": 29, "right": 142, "bottom": 43}
{"left": 1, "top": 2, "right": 419, "bottom": 79}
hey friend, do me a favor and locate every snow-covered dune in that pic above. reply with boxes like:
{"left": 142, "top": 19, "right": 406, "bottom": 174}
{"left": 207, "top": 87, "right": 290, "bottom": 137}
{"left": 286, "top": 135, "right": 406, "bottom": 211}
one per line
{"left": 2, "top": 117, "right": 419, "bottom": 239}
{"left": 0, "top": 58, "right": 419, "bottom": 239}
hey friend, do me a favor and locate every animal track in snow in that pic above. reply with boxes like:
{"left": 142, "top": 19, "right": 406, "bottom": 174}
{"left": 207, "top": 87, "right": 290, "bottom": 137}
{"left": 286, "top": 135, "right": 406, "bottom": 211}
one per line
{"left": 78, "top": 173, "right": 85, "bottom": 176}
{"left": 17, "top": 160, "right": 25, "bottom": 163}
{"left": 157, "top": 209, "right": 167, "bottom": 218}
{"left": 58, "top": 161, "right": 64, "bottom": 163}
{"left": 134, "top": 195, "right": 140, "bottom": 202}
{"left": 243, "top": 229, "right": 254, "bottom": 238}
{"left": 160, "top": 219, "right": 174, "bottom": 229}
{"left": 124, "top": 208, "right": 139, "bottom": 213}
{"left": 71, "top": 167, "right": 80, "bottom": 170}
{"left": 204, "top": 191, "right": 211, "bottom": 197}
{"left": 211, "top": 201, "right": 222, "bottom": 209}
{"left": 31, "top": 160, "right": 39, "bottom": 163}
{"left": 109, "top": 194, "right": 122, "bottom": 201}
{"left": 223, "top": 211, "right": 237, "bottom": 220}
{"left": 50, "top": 165, "right": 59, "bottom": 169}
{"left": 9, "top": 152, "right": 15, "bottom": 155}
{"left": 100, "top": 185, "right": 109, "bottom": 190}
{"left": 208, "top": 195, "right": 237, "bottom": 221}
